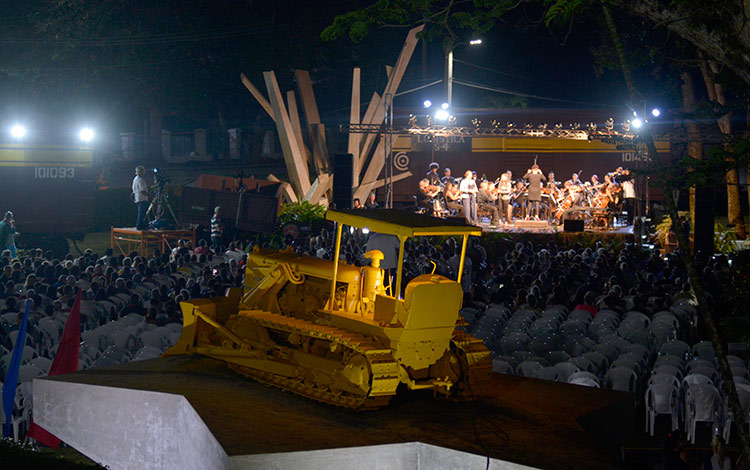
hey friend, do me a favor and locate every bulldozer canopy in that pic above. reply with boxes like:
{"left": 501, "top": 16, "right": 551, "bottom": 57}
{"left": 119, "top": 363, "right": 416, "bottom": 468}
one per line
{"left": 326, "top": 210, "right": 482, "bottom": 239}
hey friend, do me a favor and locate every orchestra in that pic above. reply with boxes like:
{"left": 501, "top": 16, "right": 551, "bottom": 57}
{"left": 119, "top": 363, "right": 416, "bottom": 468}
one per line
{"left": 414, "top": 160, "right": 637, "bottom": 228}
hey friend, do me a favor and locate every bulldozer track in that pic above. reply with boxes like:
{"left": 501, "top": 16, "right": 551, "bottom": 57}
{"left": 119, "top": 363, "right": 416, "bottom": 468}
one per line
{"left": 451, "top": 330, "right": 493, "bottom": 398}
{"left": 227, "top": 311, "right": 401, "bottom": 409}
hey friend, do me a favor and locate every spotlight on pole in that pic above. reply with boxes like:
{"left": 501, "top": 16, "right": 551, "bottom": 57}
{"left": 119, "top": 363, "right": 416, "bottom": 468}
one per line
{"left": 469, "top": 39, "right": 482, "bottom": 45}
{"left": 441, "top": 102, "right": 449, "bottom": 110}
{"left": 79, "top": 127, "right": 95, "bottom": 142}
{"left": 423, "top": 100, "right": 432, "bottom": 108}
{"left": 651, "top": 108, "right": 661, "bottom": 117}
{"left": 10, "top": 124, "right": 26, "bottom": 139}
{"left": 435, "top": 109, "right": 449, "bottom": 121}
{"left": 632, "top": 118, "right": 643, "bottom": 129}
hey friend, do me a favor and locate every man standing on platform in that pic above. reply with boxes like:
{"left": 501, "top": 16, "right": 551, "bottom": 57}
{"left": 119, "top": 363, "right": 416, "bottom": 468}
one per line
{"left": 523, "top": 164, "right": 546, "bottom": 220}
{"left": 620, "top": 169, "right": 636, "bottom": 225}
{"left": 132, "top": 166, "right": 150, "bottom": 230}
{"left": 459, "top": 170, "right": 478, "bottom": 225}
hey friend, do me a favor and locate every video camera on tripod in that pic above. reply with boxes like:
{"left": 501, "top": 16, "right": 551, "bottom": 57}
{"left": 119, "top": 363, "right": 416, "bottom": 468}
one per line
{"left": 153, "top": 168, "right": 171, "bottom": 187}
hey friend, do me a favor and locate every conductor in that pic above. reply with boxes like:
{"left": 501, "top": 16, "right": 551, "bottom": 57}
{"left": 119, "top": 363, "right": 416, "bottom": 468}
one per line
{"left": 132, "top": 166, "right": 150, "bottom": 230}
{"left": 523, "top": 163, "right": 546, "bottom": 220}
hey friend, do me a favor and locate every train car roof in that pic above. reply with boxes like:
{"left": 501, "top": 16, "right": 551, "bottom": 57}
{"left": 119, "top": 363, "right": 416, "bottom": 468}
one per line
{"left": 326, "top": 209, "right": 482, "bottom": 238}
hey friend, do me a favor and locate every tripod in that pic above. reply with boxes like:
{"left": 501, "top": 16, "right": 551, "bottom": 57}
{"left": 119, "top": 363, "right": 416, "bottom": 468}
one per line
{"left": 146, "top": 183, "right": 179, "bottom": 229}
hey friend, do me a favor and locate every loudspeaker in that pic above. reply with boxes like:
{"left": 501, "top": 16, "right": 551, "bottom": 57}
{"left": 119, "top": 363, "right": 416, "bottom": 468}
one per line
{"left": 563, "top": 219, "right": 584, "bottom": 232}
{"left": 332, "top": 153, "right": 354, "bottom": 210}
{"left": 693, "top": 187, "right": 715, "bottom": 257}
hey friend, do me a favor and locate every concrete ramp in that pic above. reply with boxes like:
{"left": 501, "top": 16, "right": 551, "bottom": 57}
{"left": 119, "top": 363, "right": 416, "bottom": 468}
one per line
{"left": 34, "top": 356, "right": 631, "bottom": 469}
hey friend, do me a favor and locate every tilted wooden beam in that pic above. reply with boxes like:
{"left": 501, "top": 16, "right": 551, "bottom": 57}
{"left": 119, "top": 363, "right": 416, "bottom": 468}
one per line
{"left": 354, "top": 171, "right": 413, "bottom": 202}
{"left": 295, "top": 70, "right": 331, "bottom": 174}
{"left": 309, "top": 124, "right": 329, "bottom": 176}
{"left": 303, "top": 173, "right": 332, "bottom": 205}
{"left": 348, "top": 67, "right": 361, "bottom": 185}
{"left": 286, "top": 90, "right": 313, "bottom": 170}
{"left": 267, "top": 173, "right": 298, "bottom": 204}
{"left": 385, "top": 65, "right": 393, "bottom": 80}
{"left": 240, "top": 73, "right": 273, "bottom": 118}
{"left": 357, "top": 26, "right": 424, "bottom": 185}
{"left": 263, "top": 71, "right": 311, "bottom": 196}
{"left": 353, "top": 139, "right": 385, "bottom": 201}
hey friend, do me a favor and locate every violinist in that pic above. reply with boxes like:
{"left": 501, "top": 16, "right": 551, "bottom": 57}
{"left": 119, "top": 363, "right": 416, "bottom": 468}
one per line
{"left": 523, "top": 163, "right": 546, "bottom": 220}
{"left": 511, "top": 180, "right": 528, "bottom": 219}
{"left": 477, "top": 180, "right": 500, "bottom": 225}
{"left": 497, "top": 172, "right": 513, "bottom": 223}
{"left": 444, "top": 182, "right": 463, "bottom": 215}
{"left": 416, "top": 178, "right": 440, "bottom": 215}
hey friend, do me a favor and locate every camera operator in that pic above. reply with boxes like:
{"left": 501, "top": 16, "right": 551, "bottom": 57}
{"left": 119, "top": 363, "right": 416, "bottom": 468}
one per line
{"left": 132, "top": 166, "right": 150, "bottom": 230}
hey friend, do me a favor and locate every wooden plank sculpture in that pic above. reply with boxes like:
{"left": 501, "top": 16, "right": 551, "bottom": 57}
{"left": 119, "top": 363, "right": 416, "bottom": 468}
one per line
{"left": 241, "top": 25, "right": 423, "bottom": 206}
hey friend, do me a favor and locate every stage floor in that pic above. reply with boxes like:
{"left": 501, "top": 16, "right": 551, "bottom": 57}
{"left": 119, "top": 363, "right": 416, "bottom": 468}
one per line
{"left": 476, "top": 219, "right": 634, "bottom": 235}
{"left": 37, "top": 356, "right": 633, "bottom": 470}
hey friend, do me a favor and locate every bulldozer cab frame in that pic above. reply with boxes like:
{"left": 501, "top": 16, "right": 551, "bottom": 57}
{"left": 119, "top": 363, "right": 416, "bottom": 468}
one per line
{"left": 325, "top": 210, "right": 482, "bottom": 310}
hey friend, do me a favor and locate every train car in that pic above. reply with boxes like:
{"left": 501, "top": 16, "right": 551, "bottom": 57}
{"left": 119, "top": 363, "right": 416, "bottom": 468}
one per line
{"left": 0, "top": 143, "right": 94, "bottom": 255}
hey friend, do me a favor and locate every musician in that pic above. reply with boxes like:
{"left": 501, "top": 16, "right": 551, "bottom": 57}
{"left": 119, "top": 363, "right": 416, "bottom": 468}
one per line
{"left": 619, "top": 168, "right": 636, "bottom": 225}
{"left": 364, "top": 192, "right": 380, "bottom": 209}
{"left": 566, "top": 172, "right": 583, "bottom": 187}
{"left": 512, "top": 180, "right": 528, "bottom": 220}
{"left": 547, "top": 172, "right": 558, "bottom": 189}
{"left": 523, "top": 163, "right": 546, "bottom": 220}
{"left": 444, "top": 182, "right": 464, "bottom": 215}
{"left": 426, "top": 162, "right": 441, "bottom": 186}
{"left": 459, "top": 170, "right": 478, "bottom": 225}
{"left": 477, "top": 180, "right": 500, "bottom": 225}
{"left": 416, "top": 178, "right": 439, "bottom": 214}
{"left": 590, "top": 174, "right": 601, "bottom": 189}
{"left": 353, "top": 198, "right": 363, "bottom": 209}
{"left": 441, "top": 167, "right": 454, "bottom": 186}
{"left": 497, "top": 172, "right": 513, "bottom": 223}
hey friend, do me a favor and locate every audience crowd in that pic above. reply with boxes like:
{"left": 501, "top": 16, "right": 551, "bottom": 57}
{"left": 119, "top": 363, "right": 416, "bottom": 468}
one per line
{"left": 0, "top": 226, "right": 743, "bottom": 468}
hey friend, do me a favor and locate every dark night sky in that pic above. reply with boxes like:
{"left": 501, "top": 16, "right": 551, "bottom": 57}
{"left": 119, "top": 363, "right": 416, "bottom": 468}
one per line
{"left": 0, "top": 0, "right": 681, "bottom": 144}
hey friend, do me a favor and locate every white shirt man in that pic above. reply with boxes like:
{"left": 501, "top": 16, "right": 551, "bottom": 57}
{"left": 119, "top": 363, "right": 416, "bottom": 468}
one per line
{"left": 459, "top": 170, "right": 478, "bottom": 225}
{"left": 132, "top": 166, "right": 150, "bottom": 229}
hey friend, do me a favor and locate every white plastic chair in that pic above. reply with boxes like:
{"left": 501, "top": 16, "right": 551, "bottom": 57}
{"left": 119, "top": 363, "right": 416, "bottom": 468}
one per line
{"left": 567, "top": 371, "right": 600, "bottom": 388}
{"left": 18, "top": 364, "right": 44, "bottom": 383}
{"left": 165, "top": 322, "right": 183, "bottom": 333}
{"left": 517, "top": 360, "right": 544, "bottom": 378}
{"left": 660, "top": 340, "right": 691, "bottom": 361}
{"left": 0, "top": 381, "right": 27, "bottom": 441}
{"left": 685, "top": 383, "right": 721, "bottom": 444}
{"left": 29, "top": 357, "right": 52, "bottom": 374}
{"left": 723, "top": 387, "right": 750, "bottom": 442}
{"left": 645, "top": 381, "right": 680, "bottom": 436}
{"left": 492, "top": 358, "right": 514, "bottom": 375}
{"left": 606, "top": 366, "right": 638, "bottom": 393}
{"left": 569, "top": 356, "right": 596, "bottom": 374}
{"left": 132, "top": 346, "right": 163, "bottom": 362}
{"left": 554, "top": 362, "right": 580, "bottom": 382}
{"left": 534, "top": 366, "right": 560, "bottom": 382}
{"left": 139, "top": 331, "right": 165, "bottom": 351}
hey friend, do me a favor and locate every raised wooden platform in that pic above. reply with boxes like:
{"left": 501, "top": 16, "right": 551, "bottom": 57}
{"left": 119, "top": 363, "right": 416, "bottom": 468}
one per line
{"left": 111, "top": 227, "right": 196, "bottom": 257}
{"left": 36, "top": 356, "right": 633, "bottom": 470}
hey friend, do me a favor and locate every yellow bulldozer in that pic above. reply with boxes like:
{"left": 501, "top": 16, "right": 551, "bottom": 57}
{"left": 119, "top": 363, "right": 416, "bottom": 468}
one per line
{"left": 164, "top": 209, "right": 492, "bottom": 409}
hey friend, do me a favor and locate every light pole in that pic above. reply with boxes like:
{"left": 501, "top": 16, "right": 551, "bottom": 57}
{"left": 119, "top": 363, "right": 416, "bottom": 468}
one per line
{"left": 444, "top": 38, "right": 481, "bottom": 108}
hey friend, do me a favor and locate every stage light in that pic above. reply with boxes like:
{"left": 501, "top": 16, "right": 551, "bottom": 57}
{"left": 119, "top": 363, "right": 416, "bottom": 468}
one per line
{"left": 469, "top": 39, "right": 482, "bottom": 45}
{"left": 362, "top": 228, "right": 369, "bottom": 234}
{"left": 441, "top": 102, "right": 449, "bottom": 110}
{"left": 10, "top": 124, "right": 26, "bottom": 139}
{"left": 79, "top": 127, "right": 95, "bottom": 142}
{"left": 435, "top": 109, "right": 449, "bottom": 121}
{"left": 651, "top": 108, "right": 661, "bottom": 117}
{"left": 632, "top": 118, "right": 643, "bottom": 129}
{"left": 423, "top": 100, "right": 432, "bottom": 108}
{"left": 632, "top": 111, "right": 638, "bottom": 117}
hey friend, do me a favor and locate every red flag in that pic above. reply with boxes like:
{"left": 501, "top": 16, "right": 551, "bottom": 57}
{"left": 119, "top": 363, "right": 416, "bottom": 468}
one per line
{"left": 27, "top": 290, "right": 82, "bottom": 448}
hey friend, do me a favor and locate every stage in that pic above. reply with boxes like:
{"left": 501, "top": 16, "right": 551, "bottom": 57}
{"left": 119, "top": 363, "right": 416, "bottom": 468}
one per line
{"left": 111, "top": 227, "right": 196, "bottom": 257}
{"left": 33, "top": 356, "right": 634, "bottom": 470}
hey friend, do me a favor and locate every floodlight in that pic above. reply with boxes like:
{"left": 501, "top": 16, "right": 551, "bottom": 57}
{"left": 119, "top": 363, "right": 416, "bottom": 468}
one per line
{"left": 632, "top": 111, "right": 638, "bottom": 117}
{"left": 441, "top": 102, "right": 449, "bottom": 110}
{"left": 362, "top": 228, "right": 370, "bottom": 235}
{"left": 469, "top": 39, "right": 482, "bottom": 45}
{"left": 10, "top": 124, "right": 26, "bottom": 139}
{"left": 651, "top": 108, "right": 661, "bottom": 117}
{"left": 435, "top": 109, "right": 450, "bottom": 121}
{"left": 79, "top": 127, "right": 95, "bottom": 142}
{"left": 423, "top": 100, "right": 432, "bottom": 108}
{"left": 632, "top": 118, "right": 643, "bottom": 129}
